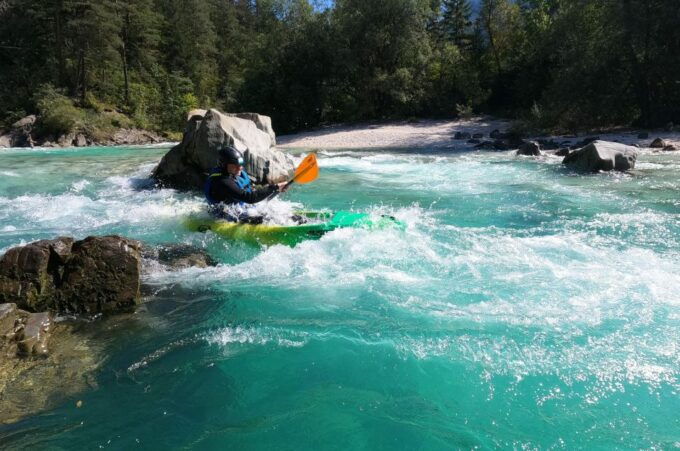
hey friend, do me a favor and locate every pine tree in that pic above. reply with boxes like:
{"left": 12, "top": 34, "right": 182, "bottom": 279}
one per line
{"left": 64, "top": 0, "right": 122, "bottom": 102}
{"left": 442, "top": 0, "right": 473, "bottom": 49}
{"left": 159, "top": 0, "right": 219, "bottom": 105}
{"left": 115, "top": 0, "right": 161, "bottom": 105}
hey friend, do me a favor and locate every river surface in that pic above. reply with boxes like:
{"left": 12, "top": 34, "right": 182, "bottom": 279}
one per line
{"left": 0, "top": 145, "right": 679, "bottom": 449}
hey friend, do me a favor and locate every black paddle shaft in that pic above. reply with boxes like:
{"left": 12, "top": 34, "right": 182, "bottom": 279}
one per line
{"left": 266, "top": 159, "right": 315, "bottom": 201}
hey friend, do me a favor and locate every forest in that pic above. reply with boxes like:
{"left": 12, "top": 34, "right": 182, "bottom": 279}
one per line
{"left": 1, "top": 0, "right": 679, "bottom": 136}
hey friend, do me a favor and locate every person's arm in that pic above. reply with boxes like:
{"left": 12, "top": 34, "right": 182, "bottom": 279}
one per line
{"left": 214, "top": 177, "right": 278, "bottom": 204}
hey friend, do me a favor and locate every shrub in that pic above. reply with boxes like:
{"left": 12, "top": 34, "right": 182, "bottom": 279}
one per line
{"left": 456, "top": 103, "right": 474, "bottom": 119}
{"left": 33, "top": 84, "right": 83, "bottom": 136}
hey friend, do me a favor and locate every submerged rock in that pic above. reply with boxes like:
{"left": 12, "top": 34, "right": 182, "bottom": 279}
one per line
{"left": 562, "top": 140, "right": 637, "bottom": 172}
{"left": 0, "top": 302, "right": 18, "bottom": 337}
{"left": 142, "top": 243, "right": 217, "bottom": 270}
{"left": 0, "top": 303, "right": 102, "bottom": 424}
{"left": 152, "top": 108, "right": 295, "bottom": 191}
{"left": 15, "top": 311, "right": 52, "bottom": 356}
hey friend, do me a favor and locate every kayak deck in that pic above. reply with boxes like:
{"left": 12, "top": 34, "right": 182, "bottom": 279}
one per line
{"left": 184, "top": 211, "right": 404, "bottom": 246}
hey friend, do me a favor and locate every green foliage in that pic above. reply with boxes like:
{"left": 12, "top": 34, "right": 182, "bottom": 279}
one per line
{"left": 456, "top": 103, "right": 474, "bottom": 119}
{"left": 33, "top": 85, "right": 83, "bottom": 136}
{"left": 441, "top": 0, "right": 473, "bottom": 48}
{"left": 157, "top": 73, "right": 199, "bottom": 131}
{"left": 1, "top": 0, "right": 680, "bottom": 134}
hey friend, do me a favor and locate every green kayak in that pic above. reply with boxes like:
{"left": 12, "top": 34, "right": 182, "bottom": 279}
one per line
{"left": 184, "top": 210, "right": 405, "bottom": 246}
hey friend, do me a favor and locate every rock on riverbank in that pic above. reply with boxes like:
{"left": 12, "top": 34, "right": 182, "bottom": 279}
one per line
{"left": 0, "top": 114, "right": 164, "bottom": 149}
{"left": 277, "top": 117, "right": 680, "bottom": 154}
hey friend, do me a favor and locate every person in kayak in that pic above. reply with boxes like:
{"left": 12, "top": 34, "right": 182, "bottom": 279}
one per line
{"left": 205, "top": 145, "right": 288, "bottom": 223}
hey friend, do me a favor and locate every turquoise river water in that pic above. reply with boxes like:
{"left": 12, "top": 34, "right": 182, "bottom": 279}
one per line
{"left": 0, "top": 144, "right": 678, "bottom": 449}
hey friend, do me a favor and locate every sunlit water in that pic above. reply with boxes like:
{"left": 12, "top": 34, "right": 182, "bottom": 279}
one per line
{"left": 0, "top": 145, "right": 678, "bottom": 449}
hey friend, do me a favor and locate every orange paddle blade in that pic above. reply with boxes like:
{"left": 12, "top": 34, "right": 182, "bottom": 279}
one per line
{"left": 293, "top": 153, "right": 319, "bottom": 184}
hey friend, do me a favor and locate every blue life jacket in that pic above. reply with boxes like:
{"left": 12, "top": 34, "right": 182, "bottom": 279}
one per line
{"left": 204, "top": 168, "right": 252, "bottom": 206}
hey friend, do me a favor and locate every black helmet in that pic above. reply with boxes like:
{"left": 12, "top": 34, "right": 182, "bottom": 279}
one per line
{"left": 218, "top": 145, "right": 244, "bottom": 166}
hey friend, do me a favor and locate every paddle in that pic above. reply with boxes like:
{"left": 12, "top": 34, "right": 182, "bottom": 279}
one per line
{"left": 267, "top": 153, "right": 318, "bottom": 200}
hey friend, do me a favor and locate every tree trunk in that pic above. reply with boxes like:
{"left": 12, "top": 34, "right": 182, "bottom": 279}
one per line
{"left": 621, "top": 0, "right": 651, "bottom": 126}
{"left": 122, "top": 46, "right": 129, "bottom": 105}
{"left": 55, "top": 0, "right": 66, "bottom": 87}
{"left": 79, "top": 50, "right": 87, "bottom": 103}
{"left": 121, "top": 6, "right": 130, "bottom": 105}
{"left": 483, "top": 2, "right": 502, "bottom": 75}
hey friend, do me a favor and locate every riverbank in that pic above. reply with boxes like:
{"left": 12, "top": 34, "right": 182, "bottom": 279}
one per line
{"left": 0, "top": 113, "right": 174, "bottom": 149}
{"left": 277, "top": 117, "right": 680, "bottom": 150}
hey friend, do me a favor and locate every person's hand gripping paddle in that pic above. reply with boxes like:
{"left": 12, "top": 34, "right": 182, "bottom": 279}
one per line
{"left": 268, "top": 153, "right": 318, "bottom": 200}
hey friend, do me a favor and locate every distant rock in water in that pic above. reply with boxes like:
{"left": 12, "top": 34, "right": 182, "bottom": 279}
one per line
{"left": 516, "top": 141, "right": 542, "bottom": 156}
{"left": 649, "top": 137, "right": 666, "bottom": 148}
{"left": 0, "top": 236, "right": 142, "bottom": 315}
{"left": 562, "top": 140, "right": 637, "bottom": 172}
{"left": 142, "top": 243, "right": 217, "bottom": 270}
{"left": 152, "top": 108, "right": 295, "bottom": 191}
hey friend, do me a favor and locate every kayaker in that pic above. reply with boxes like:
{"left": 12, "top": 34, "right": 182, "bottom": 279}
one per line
{"left": 205, "top": 145, "right": 288, "bottom": 223}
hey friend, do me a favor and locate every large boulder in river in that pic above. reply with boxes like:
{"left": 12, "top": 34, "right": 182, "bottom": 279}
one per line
{"left": 562, "top": 140, "right": 637, "bottom": 172}
{"left": 58, "top": 236, "right": 142, "bottom": 314}
{"left": 0, "top": 236, "right": 141, "bottom": 315}
{"left": 152, "top": 108, "right": 294, "bottom": 191}
{"left": 0, "top": 237, "right": 74, "bottom": 312}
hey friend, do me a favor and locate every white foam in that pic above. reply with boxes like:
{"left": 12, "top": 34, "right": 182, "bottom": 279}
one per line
{"left": 204, "top": 325, "right": 309, "bottom": 349}
{"left": 70, "top": 179, "right": 90, "bottom": 192}
{"left": 145, "top": 204, "right": 433, "bottom": 288}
